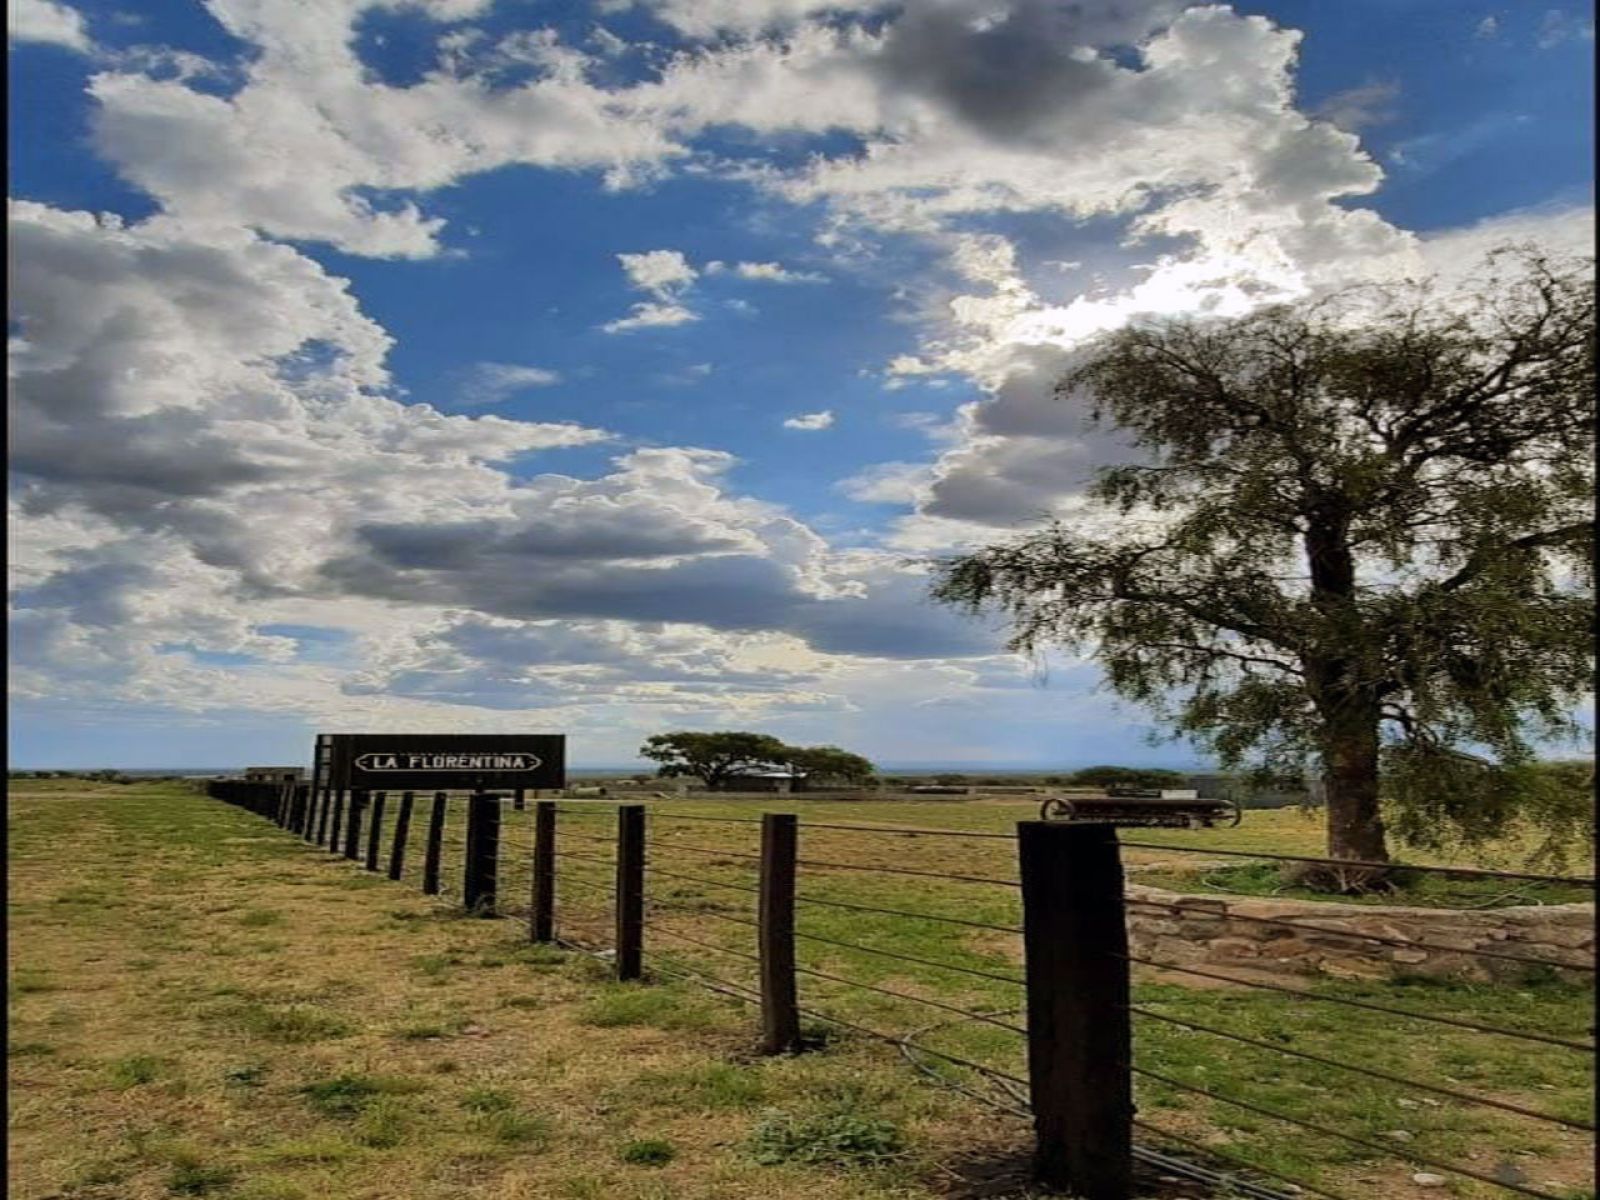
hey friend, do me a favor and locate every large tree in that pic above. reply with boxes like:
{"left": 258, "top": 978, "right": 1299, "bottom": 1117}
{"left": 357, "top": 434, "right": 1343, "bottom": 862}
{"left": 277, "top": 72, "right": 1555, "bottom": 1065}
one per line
{"left": 785, "top": 745, "right": 876, "bottom": 786}
{"left": 640, "top": 731, "right": 793, "bottom": 791}
{"left": 932, "top": 251, "right": 1594, "bottom": 883}
{"left": 639, "top": 733, "right": 878, "bottom": 791}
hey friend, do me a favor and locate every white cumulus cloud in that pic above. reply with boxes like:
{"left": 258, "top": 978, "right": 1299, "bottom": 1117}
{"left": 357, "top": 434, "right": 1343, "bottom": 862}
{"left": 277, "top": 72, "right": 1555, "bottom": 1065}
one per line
{"left": 782, "top": 410, "right": 835, "bottom": 431}
{"left": 9, "top": 0, "right": 90, "bottom": 50}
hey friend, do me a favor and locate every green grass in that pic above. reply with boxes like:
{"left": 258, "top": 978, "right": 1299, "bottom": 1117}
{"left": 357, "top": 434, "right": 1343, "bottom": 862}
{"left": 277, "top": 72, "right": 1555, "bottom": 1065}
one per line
{"left": 746, "top": 1107, "right": 907, "bottom": 1168}
{"left": 1141, "top": 861, "right": 1593, "bottom": 907}
{"left": 618, "top": 1137, "right": 677, "bottom": 1166}
{"left": 577, "top": 983, "right": 717, "bottom": 1030}
{"left": 107, "top": 1053, "right": 167, "bottom": 1088}
{"left": 298, "top": 1073, "right": 424, "bottom": 1118}
{"left": 7, "top": 777, "right": 1593, "bottom": 1200}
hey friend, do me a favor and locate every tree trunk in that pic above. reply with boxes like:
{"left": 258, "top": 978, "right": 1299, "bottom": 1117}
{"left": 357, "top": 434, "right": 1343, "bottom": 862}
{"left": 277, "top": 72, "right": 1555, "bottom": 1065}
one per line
{"left": 1296, "top": 689, "right": 1391, "bottom": 893}
{"left": 1321, "top": 698, "right": 1388, "bottom": 864}
{"left": 1301, "top": 503, "right": 1391, "bottom": 889}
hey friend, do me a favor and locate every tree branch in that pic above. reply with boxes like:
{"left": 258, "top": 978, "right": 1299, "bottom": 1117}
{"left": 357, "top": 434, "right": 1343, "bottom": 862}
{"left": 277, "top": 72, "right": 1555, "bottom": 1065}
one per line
{"left": 1436, "top": 523, "right": 1591, "bottom": 593}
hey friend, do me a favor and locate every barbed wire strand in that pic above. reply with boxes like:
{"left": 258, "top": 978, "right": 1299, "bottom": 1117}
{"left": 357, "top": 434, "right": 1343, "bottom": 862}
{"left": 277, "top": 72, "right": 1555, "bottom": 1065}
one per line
{"left": 1133, "top": 1066, "right": 1571, "bottom": 1200}
{"left": 794, "top": 891, "right": 1023, "bottom": 935}
{"left": 643, "top": 838, "right": 762, "bottom": 861}
{"left": 1131, "top": 1006, "right": 1594, "bottom": 1132}
{"left": 795, "top": 856, "right": 1021, "bottom": 888}
{"left": 1123, "top": 954, "right": 1595, "bottom": 1053}
{"left": 791, "top": 929, "right": 1026, "bottom": 988}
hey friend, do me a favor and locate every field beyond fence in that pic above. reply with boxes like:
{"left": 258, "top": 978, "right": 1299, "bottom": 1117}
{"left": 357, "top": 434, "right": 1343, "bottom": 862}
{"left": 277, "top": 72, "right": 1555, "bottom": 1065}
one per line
{"left": 8, "top": 777, "right": 1595, "bottom": 1200}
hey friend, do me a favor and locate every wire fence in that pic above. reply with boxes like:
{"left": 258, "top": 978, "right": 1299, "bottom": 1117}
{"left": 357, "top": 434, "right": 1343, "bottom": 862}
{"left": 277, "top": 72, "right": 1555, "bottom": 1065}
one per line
{"left": 210, "top": 780, "right": 1596, "bottom": 1200}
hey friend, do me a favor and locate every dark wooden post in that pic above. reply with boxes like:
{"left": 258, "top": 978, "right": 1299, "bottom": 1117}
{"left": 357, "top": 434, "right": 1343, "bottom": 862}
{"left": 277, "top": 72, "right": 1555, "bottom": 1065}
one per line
{"left": 463, "top": 792, "right": 501, "bottom": 916}
{"left": 513, "top": 788, "right": 526, "bottom": 812}
{"left": 614, "top": 805, "right": 645, "bottom": 981}
{"left": 343, "top": 791, "right": 365, "bottom": 860}
{"left": 365, "top": 792, "right": 386, "bottom": 871}
{"left": 422, "top": 793, "right": 447, "bottom": 895}
{"left": 759, "top": 813, "right": 801, "bottom": 1054}
{"left": 531, "top": 800, "right": 556, "bottom": 943}
{"left": 296, "top": 785, "right": 312, "bottom": 836}
{"left": 388, "top": 792, "right": 414, "bottom": 881}
{"left": 327, "top": 790, "right": 345, "bottom": 854}
{"left": 1017, "top": 821, "right": 1134, "bottom": 1200}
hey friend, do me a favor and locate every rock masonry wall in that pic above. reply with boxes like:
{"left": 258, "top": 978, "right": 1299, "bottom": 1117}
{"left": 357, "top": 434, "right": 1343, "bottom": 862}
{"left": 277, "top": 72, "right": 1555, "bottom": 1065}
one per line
{"left": 1125, "top": 883, "right": 1595, "bottom": 983}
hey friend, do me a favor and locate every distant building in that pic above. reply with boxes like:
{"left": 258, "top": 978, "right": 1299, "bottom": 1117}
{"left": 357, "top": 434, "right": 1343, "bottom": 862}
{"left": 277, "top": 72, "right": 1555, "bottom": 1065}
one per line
{"left": 244, "top": 767, "right": 304, "bottom": 785}
{"left": 721, "top": 768, "right": 808, "bottom": 794}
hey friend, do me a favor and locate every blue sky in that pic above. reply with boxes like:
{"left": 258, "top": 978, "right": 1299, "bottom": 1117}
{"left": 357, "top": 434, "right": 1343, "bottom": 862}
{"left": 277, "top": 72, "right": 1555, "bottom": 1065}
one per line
{"left": 8, "top": 0, "right": 1594, "bottom": 769}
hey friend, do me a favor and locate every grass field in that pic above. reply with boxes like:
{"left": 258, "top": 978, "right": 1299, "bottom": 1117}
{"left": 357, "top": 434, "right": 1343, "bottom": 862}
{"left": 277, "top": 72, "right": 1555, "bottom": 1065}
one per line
{"left": 8, "top": 780, "right": 1595, "bottom": 1200}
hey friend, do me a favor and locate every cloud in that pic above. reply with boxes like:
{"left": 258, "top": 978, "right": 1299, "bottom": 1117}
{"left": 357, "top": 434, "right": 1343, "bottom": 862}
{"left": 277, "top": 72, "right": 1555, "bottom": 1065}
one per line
{"left": 1475, "top": 15, "right": 1499, "bottom": 39}
{"left": 457, "top": 362, "right": 563, "bottom": 406}
{"left": 9, "top": 205, "right": 1006, "bottom": 741}
{"left": 85, "top": 10, "right": 682, "bottom": 257}
{"left": 1537, "top": 8, "right": 1594, "bottom": 49}
{"left": 706, "top": 260, "right": 828, "bottom": 283}
{"left": 618, "top": 0, "right": 887, "bottom": 37}
{"left": 782, "top": 410, "right": 835, "bottom": 430}
{"left": 656, "top": 362, "right": 714, "bottom": 386}
{"left": 617, "top": 248, "right": 698, "bottom": 295}
{"left": 1312, "top": 79, "right": 1400, "bottom": 133}
{"left": 602, "top": 301, "right": 699, "bottom": 333}
{"left": 604, "top": 248, "right": 701, "bottom": 332}
{"left": 9, "top": 0, "right": 90, "bottom": 50}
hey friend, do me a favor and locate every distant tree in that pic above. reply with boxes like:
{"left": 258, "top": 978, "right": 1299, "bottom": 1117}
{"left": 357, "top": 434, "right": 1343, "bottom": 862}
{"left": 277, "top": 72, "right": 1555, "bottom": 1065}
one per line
{"left": 639, "top": 732, "right": 793, "bottom": 792}
{"left": 933, "top": 251, "right": 1593, "bottom": 885}
{"left": 1068, "top": 765, "right": 1187, "bottom": 791}
{"left": 785, "top": 746, "right": 876, "bottom": 787}
{"left": 931, "top": 773, "right": 969, "bottom": 786}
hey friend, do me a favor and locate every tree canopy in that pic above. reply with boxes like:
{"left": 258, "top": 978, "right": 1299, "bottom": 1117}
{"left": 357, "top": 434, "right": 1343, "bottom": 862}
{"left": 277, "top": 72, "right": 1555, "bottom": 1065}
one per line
{"left": 639, "top": 732, "right": 876, "bottom": 790}
{"left": 933, "top": 249, "right": 1594, "bottom": 879}
{"left": 784, "top": 745, "right": 876, "bottom": 786}
{"left": 1067, "top": 766, "right": 1187, "bottom": 790}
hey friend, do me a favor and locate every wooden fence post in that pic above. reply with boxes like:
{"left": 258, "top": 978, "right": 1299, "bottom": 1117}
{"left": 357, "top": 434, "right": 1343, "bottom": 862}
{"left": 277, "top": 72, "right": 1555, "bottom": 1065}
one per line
{"left": 327, "top": 790, "right": 345, "bottom": 854}
{"left": 365, "top": 792, "right": 386, "bottom": 871}
{"left": 1016, "top": 820, "right": 1134, "bottom": 1200}
{"left": 759, "top": 813, "right": 801, "bottom": 1054}
{"left": 422, "top": 793, "right": 447, "bottom": 896}
{"left": 343, "top": 791, "right": 365, "bottom": 860}
{"left": 531, "top": 800, "right": 556, "bottom": 943}
{"left": 294, "top": 785, "right": 311, "bottom": 836}
{"left": 513, "top": 788, "right": 526, "bottom": 812}
{"left": 388, "top": 792, "right": 414, "bottom": 881}
{"left": 463, "top": 792, "right": 500, "bottom": 915}
{"left": 614, "top": 805, "right": 645, "bottom": 981}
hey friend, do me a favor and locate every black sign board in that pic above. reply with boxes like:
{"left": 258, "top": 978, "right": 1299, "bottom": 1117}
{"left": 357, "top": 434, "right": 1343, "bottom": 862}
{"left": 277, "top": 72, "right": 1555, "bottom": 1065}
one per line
{"left": 325, "top": 734, "right": 566, "bottom": 792}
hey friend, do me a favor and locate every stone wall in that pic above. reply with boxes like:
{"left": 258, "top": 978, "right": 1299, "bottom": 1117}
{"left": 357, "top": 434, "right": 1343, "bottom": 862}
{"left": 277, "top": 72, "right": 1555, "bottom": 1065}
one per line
{"left": 1125, "top": 883, "right": 1595, "bottom": 983}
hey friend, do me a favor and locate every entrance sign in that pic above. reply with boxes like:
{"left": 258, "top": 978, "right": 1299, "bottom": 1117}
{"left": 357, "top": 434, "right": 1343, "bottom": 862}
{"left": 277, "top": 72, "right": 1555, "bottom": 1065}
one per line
{"left": 325, "top": 734, "right": 566, "bottom": 791}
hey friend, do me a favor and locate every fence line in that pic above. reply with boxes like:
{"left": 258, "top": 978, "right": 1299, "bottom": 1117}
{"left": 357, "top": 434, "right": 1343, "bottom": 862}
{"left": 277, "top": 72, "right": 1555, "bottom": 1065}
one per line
{"left": 205, "top": 780, "right": 1596, "bottom": 1200}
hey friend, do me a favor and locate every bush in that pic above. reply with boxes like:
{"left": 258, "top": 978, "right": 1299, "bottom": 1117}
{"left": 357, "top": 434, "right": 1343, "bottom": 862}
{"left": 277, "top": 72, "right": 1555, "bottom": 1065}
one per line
{"left": 745, "top": 1107, "right": 906, "bottom": 1168}
{"left": 619, "top": 1138, "right": 676, "bottom": 1166}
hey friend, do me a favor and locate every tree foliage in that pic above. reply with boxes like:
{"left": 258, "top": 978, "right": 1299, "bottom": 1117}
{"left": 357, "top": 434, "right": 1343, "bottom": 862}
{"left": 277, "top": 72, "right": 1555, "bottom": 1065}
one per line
{"left": 1067, "top": 765, "right": 1187, "bottom": 790}
{"left": 639, "top": 732, "right": 876, "bottom": 790}
{"left": 784, "top": 745, "right": 876, "bottom": 786}
{"left": 932, "top": 250, "right": 1594, "bottom": 874}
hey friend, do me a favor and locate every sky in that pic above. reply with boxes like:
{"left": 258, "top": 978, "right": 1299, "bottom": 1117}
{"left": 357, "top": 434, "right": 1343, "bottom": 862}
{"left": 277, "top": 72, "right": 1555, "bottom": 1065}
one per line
{"left": 7, "top": 0, "right": 1595, "bottom": 770}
